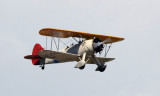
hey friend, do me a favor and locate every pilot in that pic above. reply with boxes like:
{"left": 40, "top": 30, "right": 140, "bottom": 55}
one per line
{"left": 71, "top": 43, "right": 74, "bottom": 46}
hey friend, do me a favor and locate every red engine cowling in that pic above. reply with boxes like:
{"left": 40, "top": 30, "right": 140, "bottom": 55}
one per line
{"left": 24, "top": 43, "right": 44, "bottom": 65}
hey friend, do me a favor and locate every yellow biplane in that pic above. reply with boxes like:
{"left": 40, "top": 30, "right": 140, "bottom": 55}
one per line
{"left": 24, "top": 28, "right": 124, "bottom": 72}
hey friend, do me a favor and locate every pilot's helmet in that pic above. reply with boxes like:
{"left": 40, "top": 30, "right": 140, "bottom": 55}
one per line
{"left": 71, "top": 43, "right": 74, "bottom": 46}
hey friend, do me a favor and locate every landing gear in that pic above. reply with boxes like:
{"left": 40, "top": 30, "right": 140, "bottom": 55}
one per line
{"left": 99, "top": 65, "right": 107, "bottom": 72}
{"left": 41, "top": 65, "right": 45, "bottom": 70}
{"left": 91, "top": 55, "right": 107, "bottom": 72}
{"left": 95, "top": 65, "right": 107, "bottom": 72}
{"left": 39, "top": 58, "right": 45, "bottom": 70}
{"left": 39, "top": 64, "right": 45, "bottom": 70}
{"left": 75, "top": 53, "right": 86, "bottom": 68}
{"left": 79, "top": 65, "right": 85, "bottom": 70}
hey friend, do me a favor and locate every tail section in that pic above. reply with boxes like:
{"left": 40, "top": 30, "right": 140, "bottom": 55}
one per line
{"left": 32, "top": 43, "right": 44, "bottom": 56}
{"left": 24, "top": 43, "right": 44, "bottom": 65}
{"left": 32, "top": 43, "right": 44, "bottom": 65}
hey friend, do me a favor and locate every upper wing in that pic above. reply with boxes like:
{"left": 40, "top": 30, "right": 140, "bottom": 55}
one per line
{"left": 38, "top": 50, "right": 79, "bottom": 63}
{"left": 39, "top": 28, "right": 124, "bottom": 44}
{"left": 86, "top": 57, "right": 115, "bottom": 64}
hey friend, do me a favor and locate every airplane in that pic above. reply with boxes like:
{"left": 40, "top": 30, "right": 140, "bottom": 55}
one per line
{"left": 24, "top": 28, "right": 124, "bottom": 72}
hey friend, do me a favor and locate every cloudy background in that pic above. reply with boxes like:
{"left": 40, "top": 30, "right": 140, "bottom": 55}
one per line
{"left": 0, "top": 0, "right": 160, "bottom": 96}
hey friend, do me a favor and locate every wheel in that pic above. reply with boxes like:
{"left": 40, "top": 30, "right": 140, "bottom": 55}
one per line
{"left": 79, "top": 65, "right": 85, "bottom": 70}
{"left": 99, "top": 65, "right": 107, "bottom": 72}
{"left": 41, "top": 65, "right": 45, "bottom": 70}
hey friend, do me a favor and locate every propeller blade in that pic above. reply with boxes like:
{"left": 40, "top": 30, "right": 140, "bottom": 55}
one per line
{"left": 102, "top": 38, "right": 112, "bottom": 44}
{"left": 98, "top": 38, "right": 112, "bottom": 45}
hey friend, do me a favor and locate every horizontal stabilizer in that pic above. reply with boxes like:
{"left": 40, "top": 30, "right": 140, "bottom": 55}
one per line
{"left": 24, "top": 43, "right": 44, "bottom": 65}
{"left": 24, "top": 55, "right": 40, "bottom": 59}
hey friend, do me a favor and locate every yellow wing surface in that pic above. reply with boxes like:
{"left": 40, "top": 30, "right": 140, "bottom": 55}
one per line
{"left": 39, "top": 28, "right": 124, "bottom": 44}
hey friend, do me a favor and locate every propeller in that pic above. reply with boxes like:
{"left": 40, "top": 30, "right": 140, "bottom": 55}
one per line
{"left": 93, "top": 38, "right": 112, "bottom": 53}
{"left": 102, "top": 38, "right": 112, "bottom": 44}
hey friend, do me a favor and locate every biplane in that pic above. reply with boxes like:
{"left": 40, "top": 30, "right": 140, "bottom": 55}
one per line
{"left": 24, "top": 28, "right": 124, "bottom": 72}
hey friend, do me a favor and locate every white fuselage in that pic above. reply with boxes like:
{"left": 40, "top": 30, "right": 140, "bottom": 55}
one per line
{"left": 60, "top": 39, "right": 95, "bottom": 56}
{"left": 44, "top": 39, "right": 95, "bottom": 64}
{"left": 77, "top": 39, "right": 94, "bottom": 55}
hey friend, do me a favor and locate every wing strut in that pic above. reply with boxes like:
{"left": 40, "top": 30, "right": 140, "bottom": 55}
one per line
{"left": 58, "top": 38, "right": 60, "bottom": 51}
{"left": 104, "top": 43, "right": 112, "bottom": 57}
{"left": 53, "top": 37, "right": 58, "bottom": 51}
{"left": 46, "top": 36, "right": 47, "bottom": 49}
{"left": 51, "top": 37, "right": 53, "bottom": 50}
{"left": 72, "top": 37, "right": 78, "bottom": 43}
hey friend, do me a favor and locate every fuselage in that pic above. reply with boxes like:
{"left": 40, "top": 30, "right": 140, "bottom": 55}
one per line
{"left": 59, "top": 39, "right": 95, "bottom": 56}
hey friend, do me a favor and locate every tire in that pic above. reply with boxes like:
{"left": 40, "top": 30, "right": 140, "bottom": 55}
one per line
{"left": 99, "top": 65, "right": 107, "bottom": 72}
{"left": 79, "top": 65, "right": 85, "bottom": 70}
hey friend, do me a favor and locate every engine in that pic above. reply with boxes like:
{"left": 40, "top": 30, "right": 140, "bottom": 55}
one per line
{"left": 92, "top": 38, "right": 104, "bottom": 53}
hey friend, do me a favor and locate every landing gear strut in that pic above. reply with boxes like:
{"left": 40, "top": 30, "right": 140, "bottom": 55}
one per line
{"left": 41, "top": 65, "right": 45, "bottom": 70}
{"left": 75, "top": 53, "right": 86, "bottom": 68}
{"left": 92, "top": 55, "right": 107, "bottom": 72}
{"left": 39, "top": 58, "right": 45, "bottom": 70}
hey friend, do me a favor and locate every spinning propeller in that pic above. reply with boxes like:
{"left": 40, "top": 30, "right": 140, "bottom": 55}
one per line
{"left": 93, "top": 38, "right": 111, "bottom": 53}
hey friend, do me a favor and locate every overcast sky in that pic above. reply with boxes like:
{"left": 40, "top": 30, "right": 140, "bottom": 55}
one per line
{"left": 0, "top": 0, "right": 160, "bottom": 96}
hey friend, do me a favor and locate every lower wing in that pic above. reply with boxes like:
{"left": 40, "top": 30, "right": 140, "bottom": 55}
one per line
{"left": 39, "top": 50, "right": 114, "bottom": 64}
{"left": 86, "top": 57, "right": 115, "bottom": 64}
{"left": 38, "top": 50, "right": 79, "bottom": 63}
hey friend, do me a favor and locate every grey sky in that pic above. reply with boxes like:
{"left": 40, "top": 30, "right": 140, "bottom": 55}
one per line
{"left": 0, "top": 0, "right": 160, "bottom": 96}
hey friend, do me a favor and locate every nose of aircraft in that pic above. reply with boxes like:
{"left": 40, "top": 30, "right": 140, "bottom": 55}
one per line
{"left": 92, "top": 38, "right": 104, "bottom": 53}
